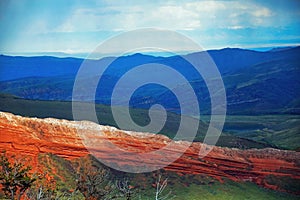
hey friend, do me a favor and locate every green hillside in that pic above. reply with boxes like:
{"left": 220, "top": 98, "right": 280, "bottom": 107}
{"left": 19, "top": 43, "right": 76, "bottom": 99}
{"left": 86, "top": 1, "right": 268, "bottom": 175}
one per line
{"left": 0, "top": 93, "right": 272, "bottom": 149}
{"left": 2, "top": 153, "right": 298, "bottom": 200}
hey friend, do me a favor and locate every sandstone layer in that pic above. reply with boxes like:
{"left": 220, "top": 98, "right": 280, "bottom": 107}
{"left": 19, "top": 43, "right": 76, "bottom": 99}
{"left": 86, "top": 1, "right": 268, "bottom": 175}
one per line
{"left": 0, "top": 111, "right": 299, "bottom": 192}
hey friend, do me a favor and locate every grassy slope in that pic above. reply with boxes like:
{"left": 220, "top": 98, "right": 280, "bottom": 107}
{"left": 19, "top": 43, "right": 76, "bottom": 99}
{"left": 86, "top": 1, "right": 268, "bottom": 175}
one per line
{"left": 129, "top": 172, "right": 300, "bottom": 200}
{"left": 166, "top": 182, "right": 299, "bottom": 200}
{"left": 34, "top": 153, "right": 299, "bottom": 200}
{"left": 201, "top": 115, "right": 300, "bottom": 150}
{"left": 0, "top": 93, "right": 271, "bottom": 149}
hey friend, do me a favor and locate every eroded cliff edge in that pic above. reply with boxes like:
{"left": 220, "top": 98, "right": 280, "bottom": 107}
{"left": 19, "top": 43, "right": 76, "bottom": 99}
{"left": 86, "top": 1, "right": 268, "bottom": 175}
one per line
{"left": 0, "top": 111, "right": 299, "bottom": 193}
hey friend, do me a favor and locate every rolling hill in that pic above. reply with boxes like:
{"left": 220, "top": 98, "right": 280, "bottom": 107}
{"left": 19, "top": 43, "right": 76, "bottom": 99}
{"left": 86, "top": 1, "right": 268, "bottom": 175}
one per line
{"left": 0, "top": 93, "right": 272, "bottom": 149}
{"left": 1, "top": 47, "right": 299, "bottom": 115}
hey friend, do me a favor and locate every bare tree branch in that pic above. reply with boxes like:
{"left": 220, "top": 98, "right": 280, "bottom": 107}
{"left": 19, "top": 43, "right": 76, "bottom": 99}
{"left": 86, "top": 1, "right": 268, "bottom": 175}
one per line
{"left": 155, "top": 175, "right": 175, "bottom": 200}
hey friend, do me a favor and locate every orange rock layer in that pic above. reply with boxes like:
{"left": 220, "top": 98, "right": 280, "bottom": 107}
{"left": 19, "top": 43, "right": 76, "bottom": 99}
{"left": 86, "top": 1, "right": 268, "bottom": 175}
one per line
{"left": 0, "top": 112, "right": 299, "bottom": 192}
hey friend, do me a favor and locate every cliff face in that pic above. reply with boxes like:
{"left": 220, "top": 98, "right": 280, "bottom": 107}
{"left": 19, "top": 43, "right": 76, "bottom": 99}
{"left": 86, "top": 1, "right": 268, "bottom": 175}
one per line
{"left": 0, "top": 111, "right": 299, "bottom": 192}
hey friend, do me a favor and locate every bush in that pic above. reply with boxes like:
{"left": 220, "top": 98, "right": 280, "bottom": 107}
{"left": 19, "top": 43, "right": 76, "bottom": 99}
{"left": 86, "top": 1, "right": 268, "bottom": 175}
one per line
{"left": 0, "top": 151, "right": 36, "bottom": 200}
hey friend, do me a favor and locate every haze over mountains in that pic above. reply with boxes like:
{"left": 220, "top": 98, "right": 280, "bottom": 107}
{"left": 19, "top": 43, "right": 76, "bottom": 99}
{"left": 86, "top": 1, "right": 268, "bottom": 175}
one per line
{"left": 0, "top": 46, "right": 299, "bottom": 115}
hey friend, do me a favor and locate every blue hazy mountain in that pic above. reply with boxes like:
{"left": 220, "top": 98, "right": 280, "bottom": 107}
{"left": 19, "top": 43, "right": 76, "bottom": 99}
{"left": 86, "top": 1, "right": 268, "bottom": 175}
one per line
{"left": 0, "top": 47, "right": 299, "bottom": 115}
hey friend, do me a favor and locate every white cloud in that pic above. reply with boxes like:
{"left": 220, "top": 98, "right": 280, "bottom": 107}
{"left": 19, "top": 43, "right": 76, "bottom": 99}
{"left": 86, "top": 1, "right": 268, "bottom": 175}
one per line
{"left": 7, "top": 0, "right": 297, "bottom": 54}
{"left": 185, "top": 1, "right": 226, "bottom": 12}
{"left": 227, "top": 26, "right": 244, "bottom": 30}
{"left": 253, "top": 7, "right": 272, "bottom": 17}
{"left": 50, "top": 0, "right": 276, "bottom": 34}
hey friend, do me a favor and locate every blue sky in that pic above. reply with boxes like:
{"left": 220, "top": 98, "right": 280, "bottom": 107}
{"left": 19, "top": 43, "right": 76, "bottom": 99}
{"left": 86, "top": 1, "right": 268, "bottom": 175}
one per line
{"left": 0, "top": 0, "right": 299, "bottom": 56}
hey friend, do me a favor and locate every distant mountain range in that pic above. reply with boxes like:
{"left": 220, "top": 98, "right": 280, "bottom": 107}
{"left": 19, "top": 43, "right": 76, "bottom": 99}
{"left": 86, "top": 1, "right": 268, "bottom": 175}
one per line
{"left": 0, "top": 47, "right": 299, "bottom": 115}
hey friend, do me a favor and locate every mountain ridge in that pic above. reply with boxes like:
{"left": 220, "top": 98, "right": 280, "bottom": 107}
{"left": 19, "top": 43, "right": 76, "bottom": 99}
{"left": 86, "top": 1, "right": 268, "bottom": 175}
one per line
{"left": 1, "top": 46, "right": 299, "bottom": 115}
{"left": 1, "top": 46, "right": 299, "bottom": 81}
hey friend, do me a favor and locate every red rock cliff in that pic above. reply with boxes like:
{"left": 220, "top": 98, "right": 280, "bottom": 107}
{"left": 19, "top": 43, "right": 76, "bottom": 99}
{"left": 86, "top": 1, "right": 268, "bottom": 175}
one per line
{"left": 0, "top": 112, "right": 299, "bottom": 192}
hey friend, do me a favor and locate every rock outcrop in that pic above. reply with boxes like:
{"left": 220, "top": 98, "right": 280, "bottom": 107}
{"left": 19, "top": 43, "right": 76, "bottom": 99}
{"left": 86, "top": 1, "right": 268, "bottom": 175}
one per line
{"left": 0, "top": 111, "right": 299, "bottom": 193}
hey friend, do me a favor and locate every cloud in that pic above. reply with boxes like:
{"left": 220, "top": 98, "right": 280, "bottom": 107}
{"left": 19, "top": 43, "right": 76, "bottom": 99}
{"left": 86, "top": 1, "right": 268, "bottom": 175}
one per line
{"left": 253, "top": 7, "right": 272, "bottom": 17}
{"left": 1, "top": 0, "right": 299, "bottom": 53}
{"left": 227, "top": 26, "right": 244, "bottom": 30}
{"left": 51, "top": 0, "right": 278, "bottom": 34}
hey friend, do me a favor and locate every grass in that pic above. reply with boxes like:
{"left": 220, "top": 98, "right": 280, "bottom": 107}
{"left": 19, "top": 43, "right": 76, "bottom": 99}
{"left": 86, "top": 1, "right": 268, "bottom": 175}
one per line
{"left": 119, "top": 170, "right": 300, "bottom": 200}
{"left": 165, "top": 181, "right": 299, "bottom": 200}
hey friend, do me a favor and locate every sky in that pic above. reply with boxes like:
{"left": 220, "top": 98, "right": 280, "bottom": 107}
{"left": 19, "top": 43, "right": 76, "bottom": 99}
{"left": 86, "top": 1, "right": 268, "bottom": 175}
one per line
{"left": 0, "top": 0, "right": 299, "bottom": 57}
